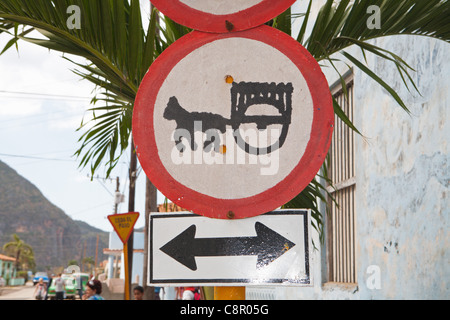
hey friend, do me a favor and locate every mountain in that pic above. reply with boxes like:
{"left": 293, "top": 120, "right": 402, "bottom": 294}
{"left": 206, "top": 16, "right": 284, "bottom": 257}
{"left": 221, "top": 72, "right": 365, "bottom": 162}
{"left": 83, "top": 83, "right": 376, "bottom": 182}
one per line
{"left": 0, "top": 160, "right": 109, "bottom": 271}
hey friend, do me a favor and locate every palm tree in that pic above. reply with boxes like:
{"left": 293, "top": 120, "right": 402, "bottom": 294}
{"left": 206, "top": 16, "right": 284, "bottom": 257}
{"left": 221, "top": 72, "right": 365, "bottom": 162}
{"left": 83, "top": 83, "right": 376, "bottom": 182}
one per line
{"left": 0, "top": 0, "right": 448, "bottom": 243}
{"left": 2, "top": 234, "right": 34, "bottom": 271}
{"left": 82, "top": 257, "right": 95, "bottom": 274}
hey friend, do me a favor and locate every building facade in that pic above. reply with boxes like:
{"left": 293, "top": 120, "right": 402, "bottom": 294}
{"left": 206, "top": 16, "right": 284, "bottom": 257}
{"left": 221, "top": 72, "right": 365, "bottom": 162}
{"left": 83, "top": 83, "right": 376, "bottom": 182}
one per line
{"left": 0, "top": 254, "right": 16, "bottom": 285}
{"left": 248, "top": 1, "right": 449, "bottom": 300}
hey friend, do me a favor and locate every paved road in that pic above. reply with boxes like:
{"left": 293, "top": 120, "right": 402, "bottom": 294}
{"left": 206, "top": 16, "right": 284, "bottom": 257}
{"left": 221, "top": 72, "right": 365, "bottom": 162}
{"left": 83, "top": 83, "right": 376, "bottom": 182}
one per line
{"left": 0, "top": 282, "right": 36, "bottom": 300}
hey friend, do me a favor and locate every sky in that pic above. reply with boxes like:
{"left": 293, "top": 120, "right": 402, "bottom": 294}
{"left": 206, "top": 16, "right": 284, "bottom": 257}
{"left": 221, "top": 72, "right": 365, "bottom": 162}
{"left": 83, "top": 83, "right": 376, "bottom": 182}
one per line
{"left": 0, "top": 1, "right": 166, "bottom": 232}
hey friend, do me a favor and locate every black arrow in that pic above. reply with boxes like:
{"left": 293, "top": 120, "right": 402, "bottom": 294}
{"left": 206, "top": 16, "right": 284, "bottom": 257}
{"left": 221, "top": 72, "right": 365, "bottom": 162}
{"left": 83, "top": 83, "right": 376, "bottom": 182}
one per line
{"left": 160, "top": 222, "right": 296, "bottom": 271}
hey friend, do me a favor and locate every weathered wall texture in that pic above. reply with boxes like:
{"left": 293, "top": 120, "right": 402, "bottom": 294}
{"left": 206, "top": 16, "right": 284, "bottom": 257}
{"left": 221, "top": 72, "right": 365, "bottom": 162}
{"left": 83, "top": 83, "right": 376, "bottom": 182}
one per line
{"left": 354, "top": 35, "right": 449, "bottom": 299}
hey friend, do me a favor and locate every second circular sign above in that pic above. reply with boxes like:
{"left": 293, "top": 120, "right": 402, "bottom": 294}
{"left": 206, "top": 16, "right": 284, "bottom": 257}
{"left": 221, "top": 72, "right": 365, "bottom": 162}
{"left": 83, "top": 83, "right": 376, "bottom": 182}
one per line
{"left": 150, "top": 0, "right": 296, "bottom": 33}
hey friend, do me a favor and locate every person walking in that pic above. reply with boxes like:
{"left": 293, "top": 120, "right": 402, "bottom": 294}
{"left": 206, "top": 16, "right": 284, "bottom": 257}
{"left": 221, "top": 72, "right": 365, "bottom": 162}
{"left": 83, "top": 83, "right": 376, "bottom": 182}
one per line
{"left": 54, "top": 273, "right": 65, "bottom": 300}
{"left": 33, "top": 278, "right": 47, "bottom": 300}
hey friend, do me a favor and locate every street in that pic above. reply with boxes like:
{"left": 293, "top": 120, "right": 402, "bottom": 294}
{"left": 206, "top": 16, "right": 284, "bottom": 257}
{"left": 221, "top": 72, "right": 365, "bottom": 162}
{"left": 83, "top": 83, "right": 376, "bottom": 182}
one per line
{"left": 0, "top": 282, "right": 37, "bottom": 300}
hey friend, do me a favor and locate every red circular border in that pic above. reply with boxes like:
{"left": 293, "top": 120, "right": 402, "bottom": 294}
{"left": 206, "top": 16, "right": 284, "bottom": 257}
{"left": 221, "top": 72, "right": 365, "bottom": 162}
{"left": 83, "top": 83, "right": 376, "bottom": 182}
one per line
{"left": 133, "top": 25, "right": 334, "bottom": 220}
{"left": 150, "top": 0, "right": 296, "bottom": 33}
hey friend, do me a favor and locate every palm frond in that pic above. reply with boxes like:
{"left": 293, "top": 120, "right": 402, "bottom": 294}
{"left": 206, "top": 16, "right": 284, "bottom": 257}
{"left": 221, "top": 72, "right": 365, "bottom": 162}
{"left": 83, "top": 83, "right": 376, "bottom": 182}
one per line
{"left": 304, "top": 0, "right": 450, "bottom": 60}
{"left": 291, "top": 0, "right": 450, "bottom": 129}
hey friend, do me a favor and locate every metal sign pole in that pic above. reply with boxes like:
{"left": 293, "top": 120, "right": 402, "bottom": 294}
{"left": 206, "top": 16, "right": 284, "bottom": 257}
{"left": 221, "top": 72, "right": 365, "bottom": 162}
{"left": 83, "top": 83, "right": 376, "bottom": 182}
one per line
{"left": 107, "top": 212, "right": 140, "bottom": 301}
{"left": 123, "top": 242, "right": 130, "bottom": 300}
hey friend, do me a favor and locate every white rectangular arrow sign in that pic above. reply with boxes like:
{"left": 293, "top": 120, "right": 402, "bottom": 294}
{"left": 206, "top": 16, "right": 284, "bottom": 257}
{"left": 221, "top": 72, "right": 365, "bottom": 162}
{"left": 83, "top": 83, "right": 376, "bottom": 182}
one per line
{"left": 148, "top": 210, "right": 312, "bottom": 286}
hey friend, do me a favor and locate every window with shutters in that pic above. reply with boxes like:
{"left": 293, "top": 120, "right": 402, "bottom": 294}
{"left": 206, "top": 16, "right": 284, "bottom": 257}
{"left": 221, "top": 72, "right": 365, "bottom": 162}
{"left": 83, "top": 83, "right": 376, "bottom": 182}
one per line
{"left": 326, "top": 73, "right": 357, "bottom": 284}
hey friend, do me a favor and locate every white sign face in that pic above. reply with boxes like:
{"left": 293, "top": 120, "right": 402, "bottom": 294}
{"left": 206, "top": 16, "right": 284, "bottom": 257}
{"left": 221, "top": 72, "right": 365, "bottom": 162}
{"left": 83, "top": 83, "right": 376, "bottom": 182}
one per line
{"left": 133, "top": 26, "right": 334, "bottom": 220}
{"left": 154, "top": 37, "right": 314, "bottom": 200}
{"left": 148, "top": 210, "right": 312, "bottom": 286}
{"left": 179, "top": 0, "right": 263, "bottom": 15}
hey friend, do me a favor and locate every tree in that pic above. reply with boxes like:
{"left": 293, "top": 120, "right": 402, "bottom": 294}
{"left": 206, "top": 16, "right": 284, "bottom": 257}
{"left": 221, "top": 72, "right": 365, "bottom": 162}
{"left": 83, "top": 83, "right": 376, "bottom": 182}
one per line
{"left": 67, "top": 259, "right": 78, "bottom": 267}
{"left": 0, "top": 0, "right": 448, "bottom": 240}
{"left": 82, "top": 257, "right": 95, "bottom": 274}
{"left": 19, "top": 250, "right": 36, "bottom": 271}
{"left": 2, "top": 234, "right": 34, "bottom": 271}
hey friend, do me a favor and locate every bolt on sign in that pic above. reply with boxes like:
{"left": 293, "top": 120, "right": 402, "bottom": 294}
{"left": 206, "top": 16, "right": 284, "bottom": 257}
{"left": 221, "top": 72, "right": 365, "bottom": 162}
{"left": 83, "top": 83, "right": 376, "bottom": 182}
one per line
{"left": 133, "top": 2, "right": 334, "bottom": 220}
{"left": 149, "top": 0, "right": 296, "bottom": 33}
{"left": 107, "top": 212, "right": 140, "bottom": 244}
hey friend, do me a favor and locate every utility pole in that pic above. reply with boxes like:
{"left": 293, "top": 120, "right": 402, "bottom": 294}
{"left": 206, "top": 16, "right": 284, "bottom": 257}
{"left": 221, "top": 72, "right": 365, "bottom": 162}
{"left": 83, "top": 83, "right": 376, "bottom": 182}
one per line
{"left": 94, "top": 234, "right": 99, "bottom": 275}
{"left": 82, "top": 241, "right": 87, "bottom": 272}
{"left": 142, "top": 3, "right": 159, "bottom": 300}
{"left": 79, "top": 242, "right": 84, "bottom": 272}
{"left": 112, "top": 176, "right": 120, "bottom": 282}
{"left": 125, "top": 139, "right": 137, "bottom": 300}
{"left": 114, "top": 177, "right": 120, "bottom": 214}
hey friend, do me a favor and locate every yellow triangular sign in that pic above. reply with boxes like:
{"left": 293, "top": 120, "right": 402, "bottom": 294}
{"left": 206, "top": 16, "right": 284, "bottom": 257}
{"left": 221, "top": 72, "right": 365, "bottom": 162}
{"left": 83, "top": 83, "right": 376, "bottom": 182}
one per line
{"left": 107, "top": 212, "right": 140, "bottom": 244}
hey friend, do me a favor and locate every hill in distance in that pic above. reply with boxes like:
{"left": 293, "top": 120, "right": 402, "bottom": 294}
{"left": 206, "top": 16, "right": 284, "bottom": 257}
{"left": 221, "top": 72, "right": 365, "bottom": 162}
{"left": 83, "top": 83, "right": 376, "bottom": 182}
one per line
{"left": 0, "top": 160, "right": 109, "bottom": 271}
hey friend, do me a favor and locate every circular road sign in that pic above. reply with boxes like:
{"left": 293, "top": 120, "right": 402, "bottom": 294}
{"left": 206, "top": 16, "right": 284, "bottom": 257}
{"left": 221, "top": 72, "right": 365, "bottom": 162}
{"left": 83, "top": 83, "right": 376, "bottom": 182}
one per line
{"left": 133, "top": 25, "right": 334, "bottom": 220}
{"left": 150, "top": 0, "right": 296, "bottom": 33}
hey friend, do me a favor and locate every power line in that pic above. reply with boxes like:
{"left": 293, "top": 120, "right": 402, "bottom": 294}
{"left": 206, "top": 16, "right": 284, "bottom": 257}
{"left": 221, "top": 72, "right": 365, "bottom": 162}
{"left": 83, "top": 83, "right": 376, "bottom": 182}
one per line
{"left": 0, "top": 152, "right": 130, "bottom": 167}
{"left": 0, "top": 90, "right": 92, "bottom": 101}
{"left": 0, "top": 113, "right": 82, "bottom": 131}
{"left": 0, "top": 152, "right": 76, "bottom": 162}
{"left": 0, "top": 108, "right": 80, "bottom": 124}
{"left": 0, "top": 95, "right": 90, "bottom": 103}
{"left": 96, "top": 179, "right": 115, "bottom": 197}
{"left": 69, "top": 200, "right": 115, "bottom": 217}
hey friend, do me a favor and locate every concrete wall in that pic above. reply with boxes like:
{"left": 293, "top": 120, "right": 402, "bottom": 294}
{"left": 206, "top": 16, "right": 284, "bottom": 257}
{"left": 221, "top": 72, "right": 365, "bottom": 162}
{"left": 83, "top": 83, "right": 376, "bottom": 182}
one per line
{"left": 248, "top": 1, "right": 449, "bottom": 300}
{"left": 354, "top": 35, "right": 449, "bottom": 299}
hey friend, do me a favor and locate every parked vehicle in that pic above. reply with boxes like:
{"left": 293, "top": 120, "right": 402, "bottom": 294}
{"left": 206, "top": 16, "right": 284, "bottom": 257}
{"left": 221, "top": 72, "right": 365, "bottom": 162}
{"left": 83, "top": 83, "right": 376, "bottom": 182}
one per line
{"left": 47, "top": 273, "right": 89, "bottom": 300}
{"left": 32, "top": 272, "right": 49, "bottom": 286}
{"left": 75, "top": 273, "right": 90, "bottom": 293}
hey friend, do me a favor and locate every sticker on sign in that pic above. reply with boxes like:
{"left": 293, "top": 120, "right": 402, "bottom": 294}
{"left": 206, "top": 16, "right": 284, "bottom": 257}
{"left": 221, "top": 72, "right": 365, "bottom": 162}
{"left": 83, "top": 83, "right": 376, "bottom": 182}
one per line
{"left": 148, "top": 210, "right": 312, "bottom": 286}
